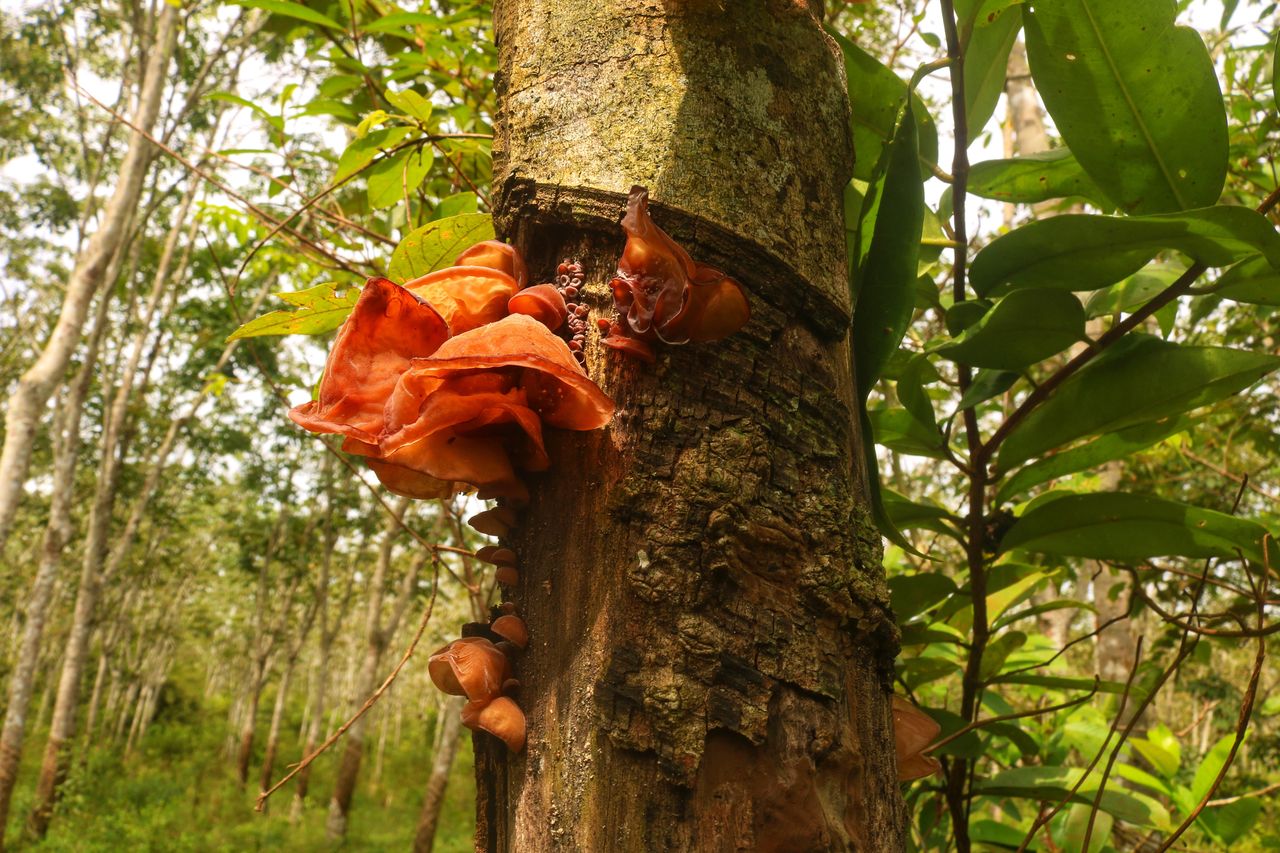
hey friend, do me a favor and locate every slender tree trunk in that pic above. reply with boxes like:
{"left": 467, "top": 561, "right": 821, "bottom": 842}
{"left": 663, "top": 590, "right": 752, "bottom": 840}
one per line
{"left": 0, "top": 3, "right": 178, "bottom": 550}
{"left": 477, "top": 3, "right": 901, "bottom": 850}
{"left": 258, "top": 662, "right": 294, "bottom": 804}
{"left": 0, "top": 280, "right": 116, "bottom": 849}
{"left": 236, "top": 657, "right": 269, "bottom": 787}
{"left": 413, "top": 696, "right": 466, "bottom": 853}
{"left": 325, "top": 501, "right": 414, "bottom": 839}
{"left": 82, "top": 653, "right": 110, "bottom": 747}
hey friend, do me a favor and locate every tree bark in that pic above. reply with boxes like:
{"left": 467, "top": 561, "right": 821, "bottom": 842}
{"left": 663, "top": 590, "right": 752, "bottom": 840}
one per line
{"left": 0, "top": 3, "right": 178, "bottom": 550}
{"left": 476, "top": 2, "right": 901, "bottom": 850}
{"left": 413, "top": 696, "right": 466, "bottom": 853}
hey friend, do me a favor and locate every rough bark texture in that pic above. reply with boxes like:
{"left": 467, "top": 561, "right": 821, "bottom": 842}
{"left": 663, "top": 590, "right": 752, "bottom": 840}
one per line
{"left": 0, "top": 3, "right": 177, "bottom": 550}
{"left": 476, "top": 2, "right": 902, "bottom": 850}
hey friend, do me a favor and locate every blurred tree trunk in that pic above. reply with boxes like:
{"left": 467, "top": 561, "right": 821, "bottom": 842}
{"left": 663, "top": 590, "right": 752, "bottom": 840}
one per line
{"left": 413, "top": 696, "right": 466, "bottom": 853}
{"left": 0, "top": 3, "right": 178, "bottom": 551}
{"left": 326, "top": 500, "right": 422, "bottom": 839}
{"left": 259, "top": 599, "right": 318, "bottom": 804}
{"left": 476, "top": 2, "right": 901, "bottom": 850}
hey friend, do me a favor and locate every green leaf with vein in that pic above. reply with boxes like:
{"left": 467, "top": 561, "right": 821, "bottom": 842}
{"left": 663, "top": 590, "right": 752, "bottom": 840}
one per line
{"left": 971, "top": 206, "right": 1280, "bottom": 297}
{"left": 1084, "top": 261, "right": 1184, "bottom": 317}
{"left": 335, "top": 127, "right": 413, "bottom": 184}
{"left": 1023, "top": 0, "right": 1227, "bottom": 213}
{"left": 387, "top": 213, "right": 494, "bottom": 282}
{"left": 977, "top": 766, "right": 1171, "bottom": 827}
{"left": 230, "top": 0, "right": 342, "bottom": 29}
{"left": 968, "top": 148, "right": 1106, "bottom": 205}
{"left": 226, "top": 282, "right": 360, "bottom": 341}
{"left": 956, "top": 0, "right": 1021, "bottom": 142}
{"left": 997, "top": 337, "right": 1280, "bottom": 470}
{"left": 1001, "top": 492, "right": 1272, "bottom": 561}
{"left": 367, "top": 146, "right": 433, "bottom": 209}
{"left": 936, "top": 288, "right": 1085, "bottom": 369}
{"left": 995, "top": 416, "right": 1192, "bottom": 505}
{"left": 1214, "top": 254, "right": 1280, "bottom": 305}
{"left": 828, "top": 30, "right": 939, "bottom": 181}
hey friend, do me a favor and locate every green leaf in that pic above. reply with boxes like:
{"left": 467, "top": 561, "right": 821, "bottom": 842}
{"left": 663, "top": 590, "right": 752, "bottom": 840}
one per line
{"left": 995, "top": 416, "right": 1191, "bottom": 505}
{"left": 1062, "top": 803, "right": 1112, "bottom": 853}
{"left": 230, "top": 0, "right": 342, "bottom": 29}
{"left": 977, "top": 766, "right": 1169, "bottom": 827}
{"left": 226, "top": 282, "right": 360, "bottom": 341}
{"left": 889, "top": 571, "right": 958, "bottom": 622}
{"left": 896, "top": 355, "right": 938, "bottom": 432}
{"left": 1191, "top": 734, "right": 1237, "bottom": 804}
{"left": 979, "top": 631, "right": 1027, "bottom": 680}
{"left": 968, "top": 148, "right": 1106, "bottom": 205}
{"left": 1214, "top": 254, "right": 1280, "bottom": 306}
{"left": 1023, "top": 0, "right": 1227, "bottom": 214}
{"left": 367, "top": 146, "right": 433, "bottom": 209}
{"left": 936, "top": 289, "right": 1085, "bottom": 370}
{"left": 1199, "top": 797, "right": 1262, "bottom": 846}
{"left": 335, "top": 127, "right": 413, "bottom": 184}
{"left": 828, "top": 30, "right": 939, "bottom": 181}
{"left": 853, "top": 108, "right": 925, "bottom": 400}
{"left": 386, "top": 213, "right": 494, "bottom": 282}
{"left": 869, "top": 408, "right": 946, "bottom": 459}
{"left": 956, "top": 0, "right": 1021, "bottom": 142}
{"left": 971, "top": 206, "right": 1280, "bottom": 297}
{"left": 993, "top": 599, "right": 1095, "bottom": 631}
{"left": 955, "top": 369, "right": 1019, "bottom": 411}
{"left": 1084, "top": 261, "right": 1185, "bottom": 317}
{"left": 990, "top": 673, "right": 1127, "bottom": 694}
{"left": 1131, "top": 733, "right": 1180, "bottom": 779}
{"left": 384, "top": 88, "right": 434, "bottom": 122}
{"left": 432, "top": 192, "right": 480, "bottom": 220}
{"left": 362, "top": 12, "right": 442, "bottom": 33}
{"left": 997, "top": 337, "right": 1280, "bottom": 470}
{"left": 1001, "top": 492, "right": 1272, "bottom": 562}
{"left": 883, "top": 488, "right": 962, "bottom": 540}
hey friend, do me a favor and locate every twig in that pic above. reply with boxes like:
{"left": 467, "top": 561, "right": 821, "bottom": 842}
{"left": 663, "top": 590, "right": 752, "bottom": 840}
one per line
{"left": 926, "top": 685, "right": 1099, "bottom": 754}
{"left": 255, "top": 553, "right": 442, "bottom": 810}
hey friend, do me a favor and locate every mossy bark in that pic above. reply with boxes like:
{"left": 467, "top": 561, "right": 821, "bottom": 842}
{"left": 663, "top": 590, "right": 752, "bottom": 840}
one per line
{"left": 479, "top": 1, "right": 903, "bottom": 849}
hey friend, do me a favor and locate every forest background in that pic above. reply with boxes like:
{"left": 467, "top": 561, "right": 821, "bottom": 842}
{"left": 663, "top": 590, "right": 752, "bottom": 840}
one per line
{"left": 1, "top": 0, "right": 1279, "bottom": 850}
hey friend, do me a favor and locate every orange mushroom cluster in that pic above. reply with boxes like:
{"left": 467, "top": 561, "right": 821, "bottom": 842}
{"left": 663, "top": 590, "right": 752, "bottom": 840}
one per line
{"left": 428, "top": 610, "right": 529, "bottom": 752}
{"left": 288, "top": 240, "right": 614, "bottom": 505}
{"left": 892, "top": 695, "right": 942, "bottom": 782}
{"left": 601, "top": 186, "right": 751, "bottom": 362}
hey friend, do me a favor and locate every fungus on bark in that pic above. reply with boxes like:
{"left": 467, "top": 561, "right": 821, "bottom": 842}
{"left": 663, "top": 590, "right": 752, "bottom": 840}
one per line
{"left": 603, "top": 186, "right": 750, "bottom": 358}
{"left": 490, "top": 614, "right": 529, "bottom": 649}
{"left": 507, "top": 283, "right": 568, "bottom": 331}
{"left": 461, "top": 696, "right": 527, "bottom": 753}
{"left": 428, "top": 637, "right": 512, "bottom": 704}
{"left": 455, "top": 239, "right": 529, "bottom": 289}
{"left": 891, "top": 695, "right": 942, "bottom": 782}
{"left": 404, "top": 266, "right": 520, "bottom": 334}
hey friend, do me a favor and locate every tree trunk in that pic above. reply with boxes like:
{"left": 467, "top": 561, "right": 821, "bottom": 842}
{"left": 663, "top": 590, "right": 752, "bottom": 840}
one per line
{"left": 413, "top": 696, "right": 466, "bottom": 853}
{"left": 0, "top": 3, "right": 178, "bottom": 550}
{"left": 476, "top": 2, "right": 901, "bottom": 850}
{"left": 325, "top": 500, "right": 414, "bottom": 839}
{"left": 0, "top": 279, "right": 116, "bottom": 850}
{"left": 258, "top": 661, "right": 294, "bottom": 804}
{"left": 236, "top": 657, "right": 269, "bottom": 787}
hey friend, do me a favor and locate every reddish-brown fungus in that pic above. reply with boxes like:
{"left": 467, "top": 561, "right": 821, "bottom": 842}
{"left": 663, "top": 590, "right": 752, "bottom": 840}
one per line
{"left": 455, "top": 240, "right": 529, "bottom": 289}
{"left": 404, "top": 265, "right": 519, "bottom": 334}
{"left": 475, "top": 545, "right": 517, "bottom": 566}
{"left": 494, "top": 566, "right": 519, "bottom": 586}
{"left": 461, "top": 696, "right": 526, "bottom": 753}
{"left": 469, "top": 506, "right": 518, "bottom": 537}
{"left": 490, "top": 614, "right": 528, "bottom": 649}
{"left": 507, "top": 284, "right": 568, "bottom": 331}
{"left": 427, "top": 637, "right": 511, "bottom": 704}
{"left": 891, "top": 695, "right": 942, "bottom": 782}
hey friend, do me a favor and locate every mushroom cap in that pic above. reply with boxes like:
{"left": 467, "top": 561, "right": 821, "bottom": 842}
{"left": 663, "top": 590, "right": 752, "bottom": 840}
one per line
{"left": 494, "top": 566, "right": 520, "bottom": 585}
{"left": 364, "top": 458, "right": 454, "bottom": 500}
{"left": 393, "top": 314, "right": 614, "bottom": 431}
{"left": 490, "top": 614, "right": 528, "bottom": 649}
{"left": 289, "top": 277, "right": 449, "bottom": 445}
{"left": 428, "top": 637, "right": 511, "bottom": 703}
{"left": 455, "top": 240, "right": 529, "bottom": 289}
{"left": 404, "top": 265, "right": 519, "bottom": 334}
{"left": 469, "top": 506, "right": 518, "bottom": 537}
{"left": 658, "top": 264, "right": 750, "bottom": 344}
{"left": 897, "top": 752, "right": 942, "bottom": 782}
{"left": 507, "top": 284, "right": 568, "bottom": 331}
{"left": 476, "top": 545, "right": 517, "bottom": 566}
{"left": 891, "top": 695, "right": 941, "bottom": 782}
{"left": 461, "top": 696, "right": 526, "bottom": 753}
{"left": 602, "top": 333, "right": 656, "bottom": 363}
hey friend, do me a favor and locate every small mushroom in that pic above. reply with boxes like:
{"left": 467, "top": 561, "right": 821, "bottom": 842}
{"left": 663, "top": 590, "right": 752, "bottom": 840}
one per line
{"left": 469, "top": 506, "right": 518, "bottom": 537}
{"left": 507, "top": 284, "right": 568, "bottom": 331}
{"left": 427, "top": 637, "right": 511, "bottom": 703}
{"left": 476, "top": 545, "right": 517, "bottom": 566}
{"left": 494, "top": 566, "right": 520, "bottom": 586}
{"left": 602, "top": 332, "right": 656, "bottom": 363}
{"left": 891, "top": 695, "right": 942, "bottom": 782}
{"left": 490, "top": 614, "right": 528, "bottom": 649}
{"left": 455, "top": 240, "right": 529, "bottom": 289}
{"left": 461, "top": 696, "right": 526, "bottom": 753}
